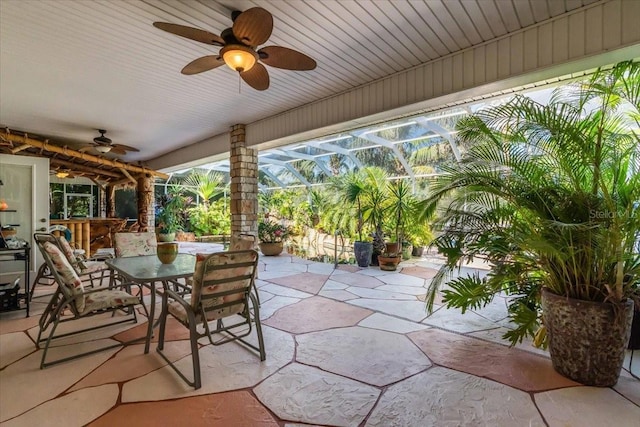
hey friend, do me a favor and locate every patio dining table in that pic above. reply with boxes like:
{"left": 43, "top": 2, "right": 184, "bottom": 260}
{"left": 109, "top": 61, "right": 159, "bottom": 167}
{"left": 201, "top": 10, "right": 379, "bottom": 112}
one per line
{"left": 105, "top": 253, "right": 195, "bottom": 353}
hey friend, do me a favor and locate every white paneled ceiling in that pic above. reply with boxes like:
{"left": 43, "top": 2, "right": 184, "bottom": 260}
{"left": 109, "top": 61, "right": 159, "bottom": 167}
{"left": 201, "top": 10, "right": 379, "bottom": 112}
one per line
{"left": 0, "top": 0, "right": 599, "bottom": 164}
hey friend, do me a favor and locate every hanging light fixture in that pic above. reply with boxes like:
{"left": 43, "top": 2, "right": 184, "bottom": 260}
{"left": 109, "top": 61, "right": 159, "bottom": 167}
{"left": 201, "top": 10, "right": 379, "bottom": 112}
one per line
{"left": 55, "top": 171, "right": 69, "bottom": 178}
{"left": 220, "top": 44, "right": 257, "bottom": 72}
{"left": 94, "top": 145, "right": 112, "bottom": 153}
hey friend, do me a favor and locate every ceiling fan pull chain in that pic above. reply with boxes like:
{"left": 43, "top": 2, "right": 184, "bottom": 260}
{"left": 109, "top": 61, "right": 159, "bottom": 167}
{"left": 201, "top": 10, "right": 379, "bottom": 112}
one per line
{"left": 238, "top": 73, "right": 242, "bottom": 94}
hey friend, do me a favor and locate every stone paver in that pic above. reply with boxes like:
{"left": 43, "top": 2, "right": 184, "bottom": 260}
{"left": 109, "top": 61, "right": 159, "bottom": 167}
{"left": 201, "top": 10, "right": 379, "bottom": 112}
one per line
{"left": 469, "top": 326, "right": 550, "bottom": 357}
{"left": 376, "top": 272, "right": 426, "bottom": 287}
{"left": 121, "top": 326, "right": 294, "bottom": 402}
{"left": 409, "top": 329, "right": 580, "bottom": 392}
{"left": 399, "top": 265, "right": 438, "bottom": 279}
{"left": 70, "top": 341, "right": 192, "bottom": 391}
{"left": 318, "top": 289, "right": 358, "bottom": 301}
{"left": 4, "top": 384, "right": 118, "bottom": 427}
{"left": 263, "top": 296, "right": 372, "bottom": 333}
{"left": 535, "top": 386, "right": 640, "bottom": 427}
{"left": 345, "top": 286, "right": 417, "bottom": 300}
{"left": 613, "top": 374, "right": 640, "bottom": 406}
{"left": 347, "top": 298, "right": 431, "bottom": 322}
{"left": 321, "top": 279, "right": 348, "bottom": 290}
{"left": 0, "top": 340, "right": 119, "bottom": 422}
{"left": 366, "top": 367, "right": 545, "bottom": 427}
{"left": 297, "top": 326, "right": 431, "bottom": 386}
{"left": 266, "top": 272, "right": 328, "bottom": 295}
{"left": 258, "top": 295, "right": 301, "bottom": 319}
{"left": 1, "top": 248, "right": 637, "bottom": 426}
{"left": 330, "top": 272, "right": 384, "bottom": 288}
{"left": 0, "top": 332, "right": 35, "bottom": 369}
{"left": 259, "top": 283, "right": 314, "bottom": 299}
{"left": 254, "top": 363, "right": 379, "bottom": 427}
{"left": 92, "top": 391, "right": 279, "bottom": 427}
{"left": 359, "top": 312, "right": 431, "bottom": 334}
{"left": 422, "top": 306, "right": 499, "bottom": 333}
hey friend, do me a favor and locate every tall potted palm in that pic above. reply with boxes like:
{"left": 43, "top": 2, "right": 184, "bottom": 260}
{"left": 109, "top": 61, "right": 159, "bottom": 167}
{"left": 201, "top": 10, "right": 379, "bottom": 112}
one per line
{"left": 343, "top": 172, "right": 373, "bottom": 267}
{"left": 422, "top": 60, "right": 640, "bottom": 386}
{"left": 378, "top": 179, "right": 417, "bottom": 270}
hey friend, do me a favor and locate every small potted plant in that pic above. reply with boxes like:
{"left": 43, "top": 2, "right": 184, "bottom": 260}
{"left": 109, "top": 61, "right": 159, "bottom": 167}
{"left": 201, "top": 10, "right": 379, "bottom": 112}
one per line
{"left": 156, "top": 192, "right": 185, "bottom": 242}
{"left": 258, "top": 220, "right": 291, "bottom": 256}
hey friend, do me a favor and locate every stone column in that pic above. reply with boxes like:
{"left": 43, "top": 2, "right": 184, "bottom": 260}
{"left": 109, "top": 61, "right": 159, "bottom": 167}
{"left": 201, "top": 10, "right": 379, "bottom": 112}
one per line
{"left": 136, "top": 175, "right": 154, "bottom": 232}
{"left": 229, "top": 124, "right": 258, "bottom": 241}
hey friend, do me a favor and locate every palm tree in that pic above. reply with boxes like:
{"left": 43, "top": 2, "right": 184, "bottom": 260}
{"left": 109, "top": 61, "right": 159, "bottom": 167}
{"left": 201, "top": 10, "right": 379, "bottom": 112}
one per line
{"left": 421, "top": 60, "right": 640, "bottom": 352}
{"left": 183, "top": 170, "right": 224, "bottom": 207}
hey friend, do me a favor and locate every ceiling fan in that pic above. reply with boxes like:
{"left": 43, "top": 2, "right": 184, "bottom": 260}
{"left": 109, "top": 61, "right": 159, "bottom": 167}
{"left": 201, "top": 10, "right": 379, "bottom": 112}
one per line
{"left": 50, "top": 168, "right": 79, "bottom": 179}
{"left": 79, "top": 130, "right": 140, "bottom": 155}
{"left": 153, "top": 7, "right": 317, "bottom": 91}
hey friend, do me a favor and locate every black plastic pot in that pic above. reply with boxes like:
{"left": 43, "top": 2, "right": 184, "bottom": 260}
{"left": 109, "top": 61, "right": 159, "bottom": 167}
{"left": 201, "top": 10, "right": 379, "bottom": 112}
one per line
{"left": 411, "top": 246, "right": 425, "bottom": 257}
{"left": 354, "top": 241, "right": 373, "bottom": 267}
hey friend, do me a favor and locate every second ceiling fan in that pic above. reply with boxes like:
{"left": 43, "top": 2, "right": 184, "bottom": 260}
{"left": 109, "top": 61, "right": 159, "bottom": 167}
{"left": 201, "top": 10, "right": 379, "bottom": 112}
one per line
{"left": 153, "top": 7, "right": 316, "bottom": 91}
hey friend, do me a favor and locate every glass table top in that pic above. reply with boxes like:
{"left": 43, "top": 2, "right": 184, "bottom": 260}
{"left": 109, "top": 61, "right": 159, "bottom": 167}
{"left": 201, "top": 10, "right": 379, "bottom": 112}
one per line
{"left": 106, "top": 253, "right": 195, "bottom": 282}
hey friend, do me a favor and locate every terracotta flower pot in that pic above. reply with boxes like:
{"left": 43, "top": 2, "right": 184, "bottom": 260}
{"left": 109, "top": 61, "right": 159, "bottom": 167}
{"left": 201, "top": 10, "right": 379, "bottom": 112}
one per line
{"left": 259, "top": 242, "right": 283, "bottom": 256}
{"left": 541, "top": 288, "right": 634, "bottom": 386}
{"left": 378, "top": 255, "right": 401, "bottom": 271}
{"left": 157, "top": 242, "right": 179, "bottom": 264}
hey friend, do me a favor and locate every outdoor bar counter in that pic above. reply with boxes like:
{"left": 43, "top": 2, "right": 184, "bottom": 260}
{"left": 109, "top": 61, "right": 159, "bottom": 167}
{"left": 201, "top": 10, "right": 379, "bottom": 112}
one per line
{"left": 50, "top": 218, "right": 127, "bottom": 256}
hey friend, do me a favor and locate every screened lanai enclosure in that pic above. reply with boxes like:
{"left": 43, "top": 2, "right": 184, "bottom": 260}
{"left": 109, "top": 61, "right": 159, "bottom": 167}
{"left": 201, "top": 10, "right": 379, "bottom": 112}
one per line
{"left": 164, "top": 83, "right": 561, "bottom": 191}
{"left": 151, "top": 83, "right": 560, "bottom": 261}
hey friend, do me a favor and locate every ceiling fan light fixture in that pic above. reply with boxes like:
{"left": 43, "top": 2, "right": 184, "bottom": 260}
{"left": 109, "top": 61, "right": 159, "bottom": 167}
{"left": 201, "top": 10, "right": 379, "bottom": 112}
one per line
{"left": 55, "top": 171, "right": 69, "bottom": 178}
{"left": 94, "top": 145, "right": 112, "bottom": 153}
{"left": 221, "top": 44, "right": 257, "bottom": 72}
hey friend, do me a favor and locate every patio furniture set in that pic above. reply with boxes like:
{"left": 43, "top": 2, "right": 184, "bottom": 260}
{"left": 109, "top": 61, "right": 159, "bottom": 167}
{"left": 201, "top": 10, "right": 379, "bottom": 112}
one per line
{"left": 30, "top": 231, "right": 264, "bottom": 389}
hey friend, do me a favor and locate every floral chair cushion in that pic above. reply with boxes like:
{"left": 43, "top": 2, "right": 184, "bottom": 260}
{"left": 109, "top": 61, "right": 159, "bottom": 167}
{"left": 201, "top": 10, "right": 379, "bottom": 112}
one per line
{"left": 56, "top": 236, "right": 88, "bottom": 270}
{"left": 82, "top": 289, "right": 140, "bottom": 314}
{"left": 114, "top": 232, "right": 158, "bottom": 257}
{"left": 168, "top": 251, "right": 257, "bottom": 323}
{"left": 43, "top": 241, "right": 86, "bottom": 312}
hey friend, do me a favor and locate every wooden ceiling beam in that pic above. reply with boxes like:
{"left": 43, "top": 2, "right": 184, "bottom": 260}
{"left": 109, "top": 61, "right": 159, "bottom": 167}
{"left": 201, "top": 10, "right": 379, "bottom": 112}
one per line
{"left": 10, "top": 143, "right": 31, "bottom": 154}
{"left": 1, "top": 129, "right": 168, "bottom": 179}
{"left": 50, "top": 158, "right": 122, "bottom": 178}
{"left": 118, "top": 167, "right": 137, "bottom": 185}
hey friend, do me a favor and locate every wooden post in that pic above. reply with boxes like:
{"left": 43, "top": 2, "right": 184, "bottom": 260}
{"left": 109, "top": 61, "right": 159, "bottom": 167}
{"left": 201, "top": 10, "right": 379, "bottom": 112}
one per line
{"left": 106, "top": 185, "right": 115, "bottom": 218}
{"left": 137, "top": 175, "right": 154, "bottom": 232}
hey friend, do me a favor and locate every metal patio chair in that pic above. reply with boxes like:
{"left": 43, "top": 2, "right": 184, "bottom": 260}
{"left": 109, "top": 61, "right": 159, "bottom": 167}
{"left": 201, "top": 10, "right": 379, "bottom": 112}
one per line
{"left": 30, "top": 234, "right": 113, "bottom": 301}
{"left": 33, "top": 233, "right": 145, "bottom": 368}
{"left": 156, "top": 249, "right": 265, "bottom": 389}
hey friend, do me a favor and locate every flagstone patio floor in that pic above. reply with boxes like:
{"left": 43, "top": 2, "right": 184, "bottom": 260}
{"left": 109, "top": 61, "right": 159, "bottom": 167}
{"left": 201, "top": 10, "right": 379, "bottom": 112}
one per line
{"left": 1, "top": 242, "right": 638, "bottom": 426}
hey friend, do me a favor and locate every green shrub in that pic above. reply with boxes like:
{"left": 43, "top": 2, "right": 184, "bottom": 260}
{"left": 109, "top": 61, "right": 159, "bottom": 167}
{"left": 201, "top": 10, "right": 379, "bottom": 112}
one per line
{"left": 187, "top": 199, "right": 230, "bottom": 236}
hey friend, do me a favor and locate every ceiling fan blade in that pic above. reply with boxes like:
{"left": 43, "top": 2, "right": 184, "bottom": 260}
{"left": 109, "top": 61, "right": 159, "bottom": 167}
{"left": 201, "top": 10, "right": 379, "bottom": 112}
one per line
{"left": 181, "top": 55, "right": 225, "bottom": 75}
{"left": 258, "top": 46, "right": 317, "bottom": 70}
{"left": 241, "top": 63, "right": 269, "bottom": 91}
{"left": 79, "top": 146, "right": 94, "bottom": 152}
{"left": 232, "top": 7, "right": 273, "bottom": 47}
{"left": 109, "top": 147, "right": 127, "bottom": 155}
{"left": 112, "top": 143, "right": 140, "bottom": 153}
{"left": 153, "top": 22, "right": 224, "bottom": 46}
